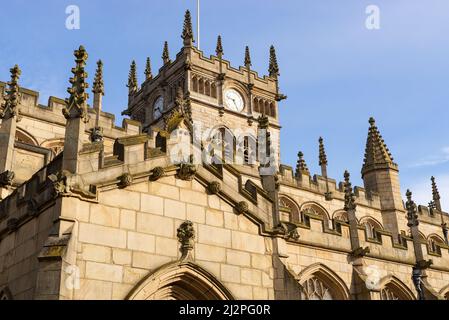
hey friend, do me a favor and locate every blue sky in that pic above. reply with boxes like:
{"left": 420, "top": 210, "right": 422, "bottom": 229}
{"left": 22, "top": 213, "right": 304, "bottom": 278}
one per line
{"left": 0, "top": 0, "right": 448, "bottom": 209}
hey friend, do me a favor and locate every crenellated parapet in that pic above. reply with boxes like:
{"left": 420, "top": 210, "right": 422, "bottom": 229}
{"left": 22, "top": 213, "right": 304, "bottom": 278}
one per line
{"left": 278, "top": 164, "right": 382, "bottom": 209}
{"left": 0, "top": 81, "right": 141, "bottom": 140}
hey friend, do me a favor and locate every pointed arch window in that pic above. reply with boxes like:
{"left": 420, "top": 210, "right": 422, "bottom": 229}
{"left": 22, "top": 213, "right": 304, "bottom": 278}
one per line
{"left": 360, "top": 218, "right": 383, "bottom": 242}
{"left": 301, "top": 203, "right": 331, "bottom": 229}
{"left": 209, "top": 127, "right": 235, "bottom": 164}
{"left": 279, "top": 196, "right": 301, "bottom": 223}
{"left": 302, "top": 277, "right": 334, "bottom": 300}
{"left": 379, "top": 280, "right": 414, "bottom": 300}
{"left": 0, "top": 287, "right": 12, "bottom": 300}
{"left": 428, "top": 235, "right": 444, "bottom": 255}
{"left": 381, "top": 287, "right": 400, "bottom": 300}
{"left": 298, "top": 264, "right": 350, "bottom": 300}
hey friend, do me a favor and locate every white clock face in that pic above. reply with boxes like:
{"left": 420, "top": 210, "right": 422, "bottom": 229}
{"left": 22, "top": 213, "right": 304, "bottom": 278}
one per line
{"left": 153, "top": 96, "right": 164, "bottom": 119}
{"left": 224, "top": 89, "right": 244, "bottom": 112}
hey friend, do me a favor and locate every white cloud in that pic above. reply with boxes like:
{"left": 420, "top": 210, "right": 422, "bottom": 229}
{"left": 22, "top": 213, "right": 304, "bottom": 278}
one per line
{"left": 409, "top": 147, "right": 449, "bottom": 168}
{"left": 409, "top": 175, "right": 449, "bottom": 212}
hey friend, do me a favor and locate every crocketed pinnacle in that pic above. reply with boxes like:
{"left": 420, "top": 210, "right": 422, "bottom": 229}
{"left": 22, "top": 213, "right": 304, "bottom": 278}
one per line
{"left": 344, "top": 170, "right": 356, "bottom": 211}
{"left": 0, "top": 64, "right": 22, "bottom": 120}
{"left": 216, "top": 35, "right": 223, "bottom": 56}
{"left": 63, "top": 45, "right": 89, "bottom": 120}
{"left": 162, "top": 41, "right": 171, "bottom": 65}
{"left": 431, "top": 176, "right": 440, "bottom": 201}
{"left": 362, "top": 117, "right": 397, "bottom": 176}
{"left": 268, "top": 45, "right": 280, "bottom": 78}
{"left": 145, "top": 57, "right": 153, "bottom": 81}
{"left": 127, "top": 60, "right": 138, "bottom": 94}
{"left": 319, "top": 137, "right": 328, "bottom": 167}
{"left": 181, "top": 10, "right": 194, "bottom": 46}
{"left": 296, "top": 151, "right": 310, "bottom": 177}
{"left": 93, "top": 60, "right": 104, "bottom": 95}
{"left": 244, "top": 46, "right": 252, "bottom": 67}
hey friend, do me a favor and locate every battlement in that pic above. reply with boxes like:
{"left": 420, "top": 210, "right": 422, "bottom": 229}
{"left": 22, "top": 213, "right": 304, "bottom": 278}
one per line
{"left": 0, "top": 80, "right": 141, "bottom": 141}
{"left": 134, "top": 46, "right": 278, "bottom": 99}
{"left": 417, "top": 205, "right": 449, "bottom": 226}
{"left": 283, "top": 209, "right": 449, "bottom": 271}
{"left": 278, "top": 164, "right": 382, "bottom": 209}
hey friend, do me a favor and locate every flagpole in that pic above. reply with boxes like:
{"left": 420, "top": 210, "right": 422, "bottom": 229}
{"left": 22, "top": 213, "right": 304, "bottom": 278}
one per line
{"left": 197, "top": 0, "right": 200, "bottom": 49}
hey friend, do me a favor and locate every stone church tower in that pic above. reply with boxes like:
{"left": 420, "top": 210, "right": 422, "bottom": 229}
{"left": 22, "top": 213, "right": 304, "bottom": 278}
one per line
{"left": 1, "top": 11, "right": 449, "bottom": 300}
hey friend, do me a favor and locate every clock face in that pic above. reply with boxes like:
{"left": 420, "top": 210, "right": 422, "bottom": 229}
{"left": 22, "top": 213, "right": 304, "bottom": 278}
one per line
{"left": 153, "top": 96, "right": 163, "bottom": 119}
{"left": 224, "top": 89, "right": 244, "bottom": 112}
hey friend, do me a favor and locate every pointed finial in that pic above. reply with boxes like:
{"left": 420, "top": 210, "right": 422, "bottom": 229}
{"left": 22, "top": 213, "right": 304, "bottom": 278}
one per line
{"left": 63, "top": 45, "right": 89, "bottom": 121}
{"left": 145, "top": 57, "right": 153, "bottom": 81}
{"left": 244, "top": 46, "right": 252, "bottom": 67}
{"left": 216, "top": 35, "right": 224, "bottom": 57}
{"left": 362, "top": 117, "right": 397, "bottom": 176}
{"left": 344, "top": 170, "right": 356, "bottom": 211}
{"left": 295, "top": 151, "right": 310, "bottom": 177}
{"left": 0, "top": 64, "right": 22, "bottom": 120}
{"left": 92, "top": 60, "right": 104, "bottom": 95}
{"left": 162, "top": 41, "right": 171, "bottom": 65}
{"left": 182, "top": 10, "right": 194, "bottom": 46}
{"left": 127, "top": 60, "right": 138, "bottom": 94}
{"left": 431, "top": 176, "right": 440, "bottom": 201}
{"left": 319, "top": 137, "right": 328, "bottom": 167}
{"left": 268, "top": 45, "right": 280, "bottom": 78}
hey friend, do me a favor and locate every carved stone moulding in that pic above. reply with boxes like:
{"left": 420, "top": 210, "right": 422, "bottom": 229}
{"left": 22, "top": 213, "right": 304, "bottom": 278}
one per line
{"left": 150, "top": 167, "right": 165, "bottom": 181}
{"left": 235, "top": 201, "right": 249, "bottom": 215}
{"left": 118, "top": 173, "right": 133, "bottom": 188}
{"left": 207, "top": 181, "right": 221, "bottom": 195}
{"left": 176, "top": 163, "right": 197, "bottom": 181}
{"left": 0, "top": 170, "right": 15, "bottom": 187}
{"left": 177, "top": 220, "right": 195, "bottom": 260}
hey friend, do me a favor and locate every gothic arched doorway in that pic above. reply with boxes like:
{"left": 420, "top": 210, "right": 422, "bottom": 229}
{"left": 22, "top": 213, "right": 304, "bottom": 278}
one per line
{"left": 126, "top": 261, "right": 234, "bottom": 300}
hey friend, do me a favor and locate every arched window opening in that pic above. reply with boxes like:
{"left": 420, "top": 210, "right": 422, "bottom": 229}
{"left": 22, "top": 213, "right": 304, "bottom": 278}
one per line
{"left": 16, "top": 129, "right": 38, "bottom": 146}
{"left": 156, "top": 133, "right": 167, "bottom": 153}
{"left": 428, "top": 235, "right": 444, "bottom": 255}
{"left": 205, "top": 81, "right": 211, "bottom": 96}
{"left": 302, "top": 277, "right": 334, "bottom": 300}
{"left": 198, "top": 78, "right": 204, "bottom": 95}
{"left": 41, "top": 139, "right": 65, "bottom": 159}
{"left": 264, "top": 101, "right": 270, "bottom": 115}
{"left": 0, "top": 287, "right": 12, "bottom": 300}
{"left": 211, "top": 83, "right": 217, "bottom": 98}
{"left": 298, "top": 264, "right": 350, "bottom": 300}
{"left": 242, "top": 136, "right": 257, "bottom": 165}
{"left": 209, "top": 127, "right": 235, "bottom": 165}
{"left": 279, "top": 196, "right": 301, "bottom": 223}
{"left": 379, "top": 279, "right": 415, "bottom": 301}
{"left": 253, "top": 98, "right": 259, "bottom": 113}
{"left": 270, "top": 102, "right": 276, "bottom": 118}
{"left": 360, "top": 218, "right": 383, "bottom": 242}
{"left": 301, "top": 204, "right": 331, "bottom": 229}
{"left": 192, "top": 77, "right": 198, "bottom": 92}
